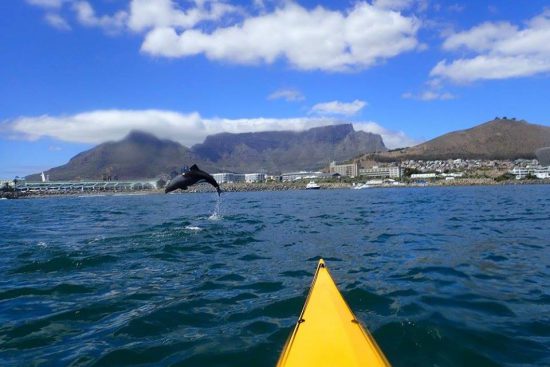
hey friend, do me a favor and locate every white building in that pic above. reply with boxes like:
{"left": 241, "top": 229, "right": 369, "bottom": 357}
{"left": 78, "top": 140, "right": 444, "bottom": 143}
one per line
{"left": 510, "top": 166, "right": 550, "bottom": 179}
{"left": 212, "top": 173, "right": 245, "bottom": 183}
{"left": 535, "top": 167, "right": 550, "bottom": 179}
{"left": 329, "top": 162, "right": 358, "bottom": 177}
{"left": 411, "top": 173, "right": 438, "bottom": 179}
{"left": 281, "top": 171, "right": 323, "bottom": 182}
{"left": 359, "top": 166, "right": 403, "bottom": 179}
{"left": 244, "top": 173, "right": 266, "bottom": 183}
{"left": 1, "top": 179, "right": 15, "bottom": 188}
{"left": 511, "top": 167, "right": 536, "bottom": 179}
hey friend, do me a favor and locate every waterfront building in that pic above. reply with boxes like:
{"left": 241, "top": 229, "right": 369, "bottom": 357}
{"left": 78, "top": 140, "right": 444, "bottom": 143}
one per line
{"left": 0, "top": 179, "right": 15, "bottom": 188}
{"left": 411, "top": 173, "right": 438, "bottom": 179}
{"left": 359, "top": 166, "right": 403, "bottom": 179}
{"left": 281, "top": 171, "right": 324, "bottom": 182}
{"left": 535, "top": 167, "right": 550, "bottom": 179}
{"left": 510, "top": 166, "right": 550, "bottom": 179}
{"left": 329, "top": 161, "right": 358, "bottom": 177}
{"left": 244, "top": 173, "right": 266, "bottom": 183}
{"left": 212, "top": 173, "right": 245, "bottom": 183}
{"left": 511, "top": 167, "right": 535, "bottom": 179}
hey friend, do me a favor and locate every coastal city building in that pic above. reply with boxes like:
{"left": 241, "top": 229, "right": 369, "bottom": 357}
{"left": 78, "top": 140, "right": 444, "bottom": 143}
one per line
{"left": 511, "top": 166, "right": 550, "bottom": 179}
{"left": 0, "top": 179, "right": 15, "bottom": 188}
{"left": 244, "top": 173, "right": 266, "bottom": 183}
{"left": 212, "top": 173, "right": 245, "bottom": 183}
{"left": 329, "top": 162, "right": 358, "bottom": 177}
{"left": 359, "top": 166, "right": 404, "bottom": 179}
{"left": 281, "top": 171, "right": 324, "bottom": 182}
{"left": 411, "top": 173, "right": 438, "bottom": 179}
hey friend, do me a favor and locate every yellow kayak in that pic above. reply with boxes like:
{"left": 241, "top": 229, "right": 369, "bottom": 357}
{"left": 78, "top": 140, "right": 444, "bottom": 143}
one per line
{"left": 277, "top": 259, "right": 390, "bottom": 367}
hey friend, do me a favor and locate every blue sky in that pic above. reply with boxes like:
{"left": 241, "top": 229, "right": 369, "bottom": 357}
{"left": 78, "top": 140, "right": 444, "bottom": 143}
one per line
{"left": 1, "top": 0, "right": 549, "bottom": 177}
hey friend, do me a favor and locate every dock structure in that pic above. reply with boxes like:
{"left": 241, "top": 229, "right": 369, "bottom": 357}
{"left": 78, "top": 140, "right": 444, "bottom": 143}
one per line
{"left": 16, "top": 180, "right": 158, "bottom": 193}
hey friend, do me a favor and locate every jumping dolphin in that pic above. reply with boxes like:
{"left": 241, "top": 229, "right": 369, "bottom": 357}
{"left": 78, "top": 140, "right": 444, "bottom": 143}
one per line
{"left": 165, "top": 164, "right": 222, "bottom": 195}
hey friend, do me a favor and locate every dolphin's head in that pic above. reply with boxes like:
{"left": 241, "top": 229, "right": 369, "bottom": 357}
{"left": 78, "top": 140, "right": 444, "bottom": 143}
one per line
{"left": 164, "top": 175, "right": 187, "bottom": 194}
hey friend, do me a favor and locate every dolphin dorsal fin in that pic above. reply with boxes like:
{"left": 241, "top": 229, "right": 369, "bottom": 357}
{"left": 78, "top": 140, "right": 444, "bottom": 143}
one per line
{"left": 190, "top": 164, "right": 200, "bottom": 171}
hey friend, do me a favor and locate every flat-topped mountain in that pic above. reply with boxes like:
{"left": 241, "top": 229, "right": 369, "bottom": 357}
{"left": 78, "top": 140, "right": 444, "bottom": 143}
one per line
{"left": 194, "top": 124, "right": 386, "bottom": 172}
{"left": 361, "top": 119, "right": 550, "bottom": 162}
{"left": 28, "top": 124, "right": 386, "bottom": 180}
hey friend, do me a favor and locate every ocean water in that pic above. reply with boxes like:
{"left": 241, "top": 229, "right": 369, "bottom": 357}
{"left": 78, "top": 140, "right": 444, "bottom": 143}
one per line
{"left": 0, "top": 186, "right": 549, "bottom": 366}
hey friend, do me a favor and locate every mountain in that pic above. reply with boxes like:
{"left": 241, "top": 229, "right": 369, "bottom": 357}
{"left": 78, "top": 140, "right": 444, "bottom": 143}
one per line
{"left": 28, "top": 124, "right": 386, "bottom": 180}
{"left": 360, "top": 119, "right": 550, "bottom": 162}
{"left": 28, "top": 131, "right": 209, "bottom": 181}
{"left": 192, "top": 124, "right": 386, "bottom": 172}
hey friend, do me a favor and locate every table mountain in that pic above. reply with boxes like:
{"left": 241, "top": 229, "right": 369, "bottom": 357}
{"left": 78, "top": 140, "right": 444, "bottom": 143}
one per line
{"left": 193, "top": 124, "right": 386, "bottom": 173}
{"left": 28, "top": 124, "right": 386, "bottom": 180}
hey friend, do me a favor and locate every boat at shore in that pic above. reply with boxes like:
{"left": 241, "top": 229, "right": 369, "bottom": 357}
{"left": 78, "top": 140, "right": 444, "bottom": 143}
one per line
{"left": 353, "top": 179, "right": 404, "bottom": 189}
{"left": 306, "top": 181, "right": 320, "bottom": 190}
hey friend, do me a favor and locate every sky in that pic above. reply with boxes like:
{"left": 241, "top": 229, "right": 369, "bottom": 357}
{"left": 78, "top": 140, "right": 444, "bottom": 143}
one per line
{"left": 1, "top": 0, "right": 549, "bottom": 177}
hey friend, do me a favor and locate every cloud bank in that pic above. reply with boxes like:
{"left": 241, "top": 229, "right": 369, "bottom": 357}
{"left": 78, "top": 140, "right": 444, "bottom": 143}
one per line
{"left": 4, "top": 109, "right": 417, "bottom": 149}
{"left": 26, "top": 0, "right": 421, "bottom": 72}
{"left": 141, "top": 2, "right": 421, "bottom": 71}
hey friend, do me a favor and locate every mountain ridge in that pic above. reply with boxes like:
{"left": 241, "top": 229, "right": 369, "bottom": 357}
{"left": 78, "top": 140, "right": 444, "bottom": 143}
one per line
{"left": 356, "top": 118, "right": 550, "bottom": 163}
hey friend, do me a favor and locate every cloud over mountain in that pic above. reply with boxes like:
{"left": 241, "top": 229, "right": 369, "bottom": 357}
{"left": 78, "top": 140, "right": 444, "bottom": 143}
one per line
{"left": 4, "top": 109, "right": 416, "bottom": 149}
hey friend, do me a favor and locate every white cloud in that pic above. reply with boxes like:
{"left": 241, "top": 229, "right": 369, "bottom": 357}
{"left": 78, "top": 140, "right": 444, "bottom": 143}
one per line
{"left": 44, "top": 13, "right": 71, "bottom": 30}
{"left": 432, "top": 11, "right": 550, "bottom": 82}
{"left": 402, "top": 90, "right": 455, "bottom": 101}
{"left": 268, "top": 88, "right": 304, "bottom": 102}
{"left": 127, "top": 0, "right": 240, "bottom": 32}
{"left": 310, "top": 100, "right": 367, "bottom": 116}
{"left": 26, "top": 1, "right": 420, "bottom": 72}
{"left": 4, "top": 109, "right": 415, "bottom": 149}
{"left": 353, "top": 122, "right": 419, "bottom": 148}
{"left": 73, "top": 1, "right": 128, "bottom": 32}
{"left": 141, "top": 2, "right": 421, "bottom": 71}
{"left": 372, "top": 0, "right": 414, "bottom": 11}
{"left": 26, "top": 0, "right": 64, "bottom": 8}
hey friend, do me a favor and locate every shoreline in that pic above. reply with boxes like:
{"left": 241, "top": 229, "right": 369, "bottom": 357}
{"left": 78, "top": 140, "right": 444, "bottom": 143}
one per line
{"left": 2, "top": 178, "right": 549, "bottom": 199}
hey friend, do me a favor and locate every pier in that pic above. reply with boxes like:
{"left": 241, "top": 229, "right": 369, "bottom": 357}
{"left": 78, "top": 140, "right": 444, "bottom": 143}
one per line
{"left": 15, "top": 180, "right": 158, "bottom": 193}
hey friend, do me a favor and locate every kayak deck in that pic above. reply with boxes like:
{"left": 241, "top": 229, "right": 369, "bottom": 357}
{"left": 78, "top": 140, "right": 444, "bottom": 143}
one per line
{"left": 277, "top": 259, "right": 390, "bottom": 367}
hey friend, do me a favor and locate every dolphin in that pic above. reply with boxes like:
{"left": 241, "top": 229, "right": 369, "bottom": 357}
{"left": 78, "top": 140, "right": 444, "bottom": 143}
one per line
{"left": 165, "top": 164, "right": 222, "bottom": 195}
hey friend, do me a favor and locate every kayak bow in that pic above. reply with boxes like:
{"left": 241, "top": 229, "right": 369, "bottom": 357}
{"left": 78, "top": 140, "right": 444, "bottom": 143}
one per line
{"left": 277, "top": 259, "right": 390, "bottom": 367}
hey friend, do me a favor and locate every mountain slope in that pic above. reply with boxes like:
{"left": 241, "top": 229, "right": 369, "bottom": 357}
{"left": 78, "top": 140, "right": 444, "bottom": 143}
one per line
{"left": 30, "top": 131, "right": 208, "bottom": 181}
{"left": 366, "top": 119, "right": 550, "bottom": 161}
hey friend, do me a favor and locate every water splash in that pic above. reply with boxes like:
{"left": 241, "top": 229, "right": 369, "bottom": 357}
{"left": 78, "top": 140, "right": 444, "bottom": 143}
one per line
{"left": 209, "top": 194, "right": 223, "bottom": 220}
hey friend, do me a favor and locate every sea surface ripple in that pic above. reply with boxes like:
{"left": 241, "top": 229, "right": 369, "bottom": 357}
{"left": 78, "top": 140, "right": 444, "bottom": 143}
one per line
{"left": 0, "top": 185, "right": 549, "bottom": 366}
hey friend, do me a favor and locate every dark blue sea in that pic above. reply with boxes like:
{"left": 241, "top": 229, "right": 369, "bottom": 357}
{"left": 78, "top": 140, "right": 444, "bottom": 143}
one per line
{"left": 0, "top": 186, "right": 549, "bottom": 366}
